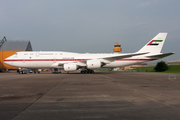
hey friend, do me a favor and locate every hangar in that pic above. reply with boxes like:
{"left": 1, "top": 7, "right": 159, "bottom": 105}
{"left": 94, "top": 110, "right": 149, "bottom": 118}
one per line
{"left": 0, "top": 37, "right": 33, "bottom": 72}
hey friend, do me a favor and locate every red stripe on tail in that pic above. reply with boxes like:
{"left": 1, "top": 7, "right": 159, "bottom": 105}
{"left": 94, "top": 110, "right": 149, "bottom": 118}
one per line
{"left": 147, "top": 40, "right": 154, "bottom": 46}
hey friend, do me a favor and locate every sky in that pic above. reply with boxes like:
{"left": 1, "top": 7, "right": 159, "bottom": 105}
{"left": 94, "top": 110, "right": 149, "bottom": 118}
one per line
{"left": 0, "top": 0, "right": 180, "bottom": 62}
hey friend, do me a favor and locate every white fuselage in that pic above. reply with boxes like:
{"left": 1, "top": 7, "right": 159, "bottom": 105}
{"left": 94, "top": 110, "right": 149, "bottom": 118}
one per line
{"left": 4, "top": 33, "right": 174, "bottom": 73}
{"left": 4, "top": 51, "right": 155, "bottom": 69}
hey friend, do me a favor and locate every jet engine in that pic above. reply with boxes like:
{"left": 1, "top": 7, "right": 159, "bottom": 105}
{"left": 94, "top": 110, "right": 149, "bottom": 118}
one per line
{"left": 64, "top": 63, "right": 77, "bottom": 71}
{"left": 87, "top": 60, "right": 102, "bottom": 69}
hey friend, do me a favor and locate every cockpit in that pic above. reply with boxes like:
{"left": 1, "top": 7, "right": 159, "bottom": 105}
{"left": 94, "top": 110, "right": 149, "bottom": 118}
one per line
{"left": 14, "top": 53, "right": 18, "bottom": 56}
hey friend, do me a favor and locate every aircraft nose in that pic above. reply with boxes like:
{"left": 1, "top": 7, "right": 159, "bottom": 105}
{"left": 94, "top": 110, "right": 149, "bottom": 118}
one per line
{"left": 4, "top": 58, "right": 8, "bottom": 63}
{"left": 4, "top": 57, "right": 11, "bottom": 65}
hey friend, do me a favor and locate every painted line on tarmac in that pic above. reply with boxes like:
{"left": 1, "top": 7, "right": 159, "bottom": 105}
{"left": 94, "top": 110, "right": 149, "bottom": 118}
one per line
{"left": 168, "top": 75, "right": 177, "bottom": 80}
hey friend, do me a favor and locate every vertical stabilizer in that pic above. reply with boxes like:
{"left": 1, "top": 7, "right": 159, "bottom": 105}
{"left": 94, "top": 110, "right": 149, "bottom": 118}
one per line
{"left": 138, "top": 33, "right": 167, "bottom": 53}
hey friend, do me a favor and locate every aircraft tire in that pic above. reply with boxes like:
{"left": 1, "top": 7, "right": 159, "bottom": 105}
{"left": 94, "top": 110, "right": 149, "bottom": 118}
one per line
{"left": 81, "top": 70, "right": 95, "bottom": 74}
{"left": 81, "top": 70, "right": 86, "bottom": 74}
{"left": 87, "top": 69, "right": 94, "bottom": 74}
{"left": 20, "top": 71, "right": 24, "bottom": 74}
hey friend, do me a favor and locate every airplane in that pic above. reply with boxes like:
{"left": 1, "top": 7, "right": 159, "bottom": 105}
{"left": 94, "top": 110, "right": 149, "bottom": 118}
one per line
{"left": 4, "top": 33, "right": 174, "bottom": 74}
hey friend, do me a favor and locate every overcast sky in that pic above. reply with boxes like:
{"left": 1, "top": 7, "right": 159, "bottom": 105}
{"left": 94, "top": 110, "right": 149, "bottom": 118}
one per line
{"left": 0, "top": 0, "right": 179, "bottom": 61}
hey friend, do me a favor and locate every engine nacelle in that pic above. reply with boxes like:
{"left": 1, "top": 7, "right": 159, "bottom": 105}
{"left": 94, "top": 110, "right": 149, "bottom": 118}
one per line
{"left": 64, "top": 63, "right": 77, "bottom": 71}
{"left": 87, "top": 60, "right": 101, "bottom": 69}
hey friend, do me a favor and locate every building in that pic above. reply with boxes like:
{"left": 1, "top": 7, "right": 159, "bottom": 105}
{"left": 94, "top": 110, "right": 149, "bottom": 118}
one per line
{"left": 167, "top": 60, "right": 180, "bottom": 65}
{"left": 114, "top": 63, "right": 147, "bottom": 71}
{"left": 0, "top": 37, "right": 33, "bottom": 72}
{"left": 113, "top": 43, "right": 122, "bottom": 53}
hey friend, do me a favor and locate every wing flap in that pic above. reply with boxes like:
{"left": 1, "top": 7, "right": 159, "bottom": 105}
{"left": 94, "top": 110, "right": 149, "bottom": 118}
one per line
{"left": 52, "top": 52, "right": 149, "bottom": 67}
{"left": 102, "top": 52, "right": 149, "bottom": 62}
{"left": 146, "top": 52, "right": 175, "bottom": 59}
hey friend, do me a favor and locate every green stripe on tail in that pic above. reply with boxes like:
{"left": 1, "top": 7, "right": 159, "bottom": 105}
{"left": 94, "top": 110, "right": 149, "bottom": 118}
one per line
{"left": 154, "top": 40, "right": 163, "bottom": 42}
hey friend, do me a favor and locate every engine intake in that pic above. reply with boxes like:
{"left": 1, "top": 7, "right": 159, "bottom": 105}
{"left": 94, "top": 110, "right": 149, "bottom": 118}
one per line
{"left": 64, "top": 63, "right": 77, "bottom": 71}
{"left": 87, "top": 60, "right": 101, "bottom": 69}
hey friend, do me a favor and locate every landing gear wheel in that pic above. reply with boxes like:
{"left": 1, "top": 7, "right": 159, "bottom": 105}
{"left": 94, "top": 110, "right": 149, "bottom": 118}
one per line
{"left": 81, "top": 70, "right": 94, "bottom": 74}
{"left": 90, "top": 70, "right": 94, "bottom": 73}
{"left": 81, "top": 70, "right": 86, "bottom": 74}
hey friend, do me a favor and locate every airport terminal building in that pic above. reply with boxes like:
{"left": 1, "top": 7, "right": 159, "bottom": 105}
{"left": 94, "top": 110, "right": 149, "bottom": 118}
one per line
{"left": 168, "top": 60, "right": 180, "bottom": 65}
{"left": 0, "top": 37, "right": 33, "bottom": 72}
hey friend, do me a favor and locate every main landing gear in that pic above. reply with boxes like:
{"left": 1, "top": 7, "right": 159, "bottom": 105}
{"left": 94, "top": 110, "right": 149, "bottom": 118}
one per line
{"left": 81, "top": 69, "right": 94, "bottom": 74}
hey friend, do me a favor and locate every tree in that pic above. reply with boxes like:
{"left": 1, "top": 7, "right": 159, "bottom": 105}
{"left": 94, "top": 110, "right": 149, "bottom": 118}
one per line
{"left": 154, "top": 61, "right": 169, "bottom": 72}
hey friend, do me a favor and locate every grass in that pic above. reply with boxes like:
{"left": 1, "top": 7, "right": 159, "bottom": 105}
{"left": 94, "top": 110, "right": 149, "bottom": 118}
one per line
{"left": 94, "top": 68, "right": 111, "bottom": 71}
{"left": 163, "top": 65, "right": 180, "bottom": 74}
{"left": 138, "top": 65, "right": 180, "bottom": 74}
{"left": 94, "top": 65, "right": 180, "bottom": 74}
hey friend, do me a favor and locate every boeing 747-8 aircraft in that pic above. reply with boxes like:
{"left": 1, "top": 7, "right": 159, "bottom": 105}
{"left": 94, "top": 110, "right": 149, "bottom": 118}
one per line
{"left": 4, "top": 33, "right": 174, "bottom": 74}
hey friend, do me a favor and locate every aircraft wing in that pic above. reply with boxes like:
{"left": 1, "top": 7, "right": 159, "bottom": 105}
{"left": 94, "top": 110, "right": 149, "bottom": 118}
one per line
{"left": 75, "top": 52, "right": 149, "bottom": 65}
{"left": 52, "top": 52, "right": 149, "bottom": 68}
{"left": 146, "top": 52, "right": 175, "bottom": 59}
{"left": 100, "top": 52, "right": 149, "bottom": 63}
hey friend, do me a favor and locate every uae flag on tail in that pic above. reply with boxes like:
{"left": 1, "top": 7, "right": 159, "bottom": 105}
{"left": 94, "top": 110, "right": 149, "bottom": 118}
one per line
{"left": 147, "top": 40, "right": 163, "bottom": 46}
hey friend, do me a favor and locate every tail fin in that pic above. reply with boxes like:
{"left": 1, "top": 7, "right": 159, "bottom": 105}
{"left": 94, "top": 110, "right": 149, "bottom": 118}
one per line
{"left": 138, "top": 33, "right": 167, "bottom": 53}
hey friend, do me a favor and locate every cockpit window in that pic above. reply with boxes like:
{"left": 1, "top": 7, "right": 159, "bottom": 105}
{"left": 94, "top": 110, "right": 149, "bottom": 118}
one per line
{"left": 14, "top": 53, "right": 18, "bottom": 55}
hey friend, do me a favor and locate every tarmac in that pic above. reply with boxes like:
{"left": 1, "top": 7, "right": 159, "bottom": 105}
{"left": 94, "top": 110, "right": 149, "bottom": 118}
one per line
{"left": 0, "top": 71, "right": 180, "bottom": 120}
